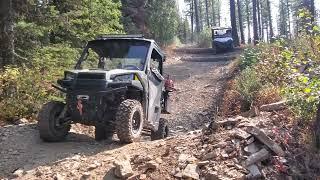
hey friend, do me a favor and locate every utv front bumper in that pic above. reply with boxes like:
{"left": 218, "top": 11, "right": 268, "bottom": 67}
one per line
{"left": 66, "top": 87, "right": 127, "bottom": 125}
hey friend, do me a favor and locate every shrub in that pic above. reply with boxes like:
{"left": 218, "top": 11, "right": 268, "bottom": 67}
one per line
{"left": 0, "top": 44, "right": 78, "bottom": 121}
{"left": 197, "top": 28, "right": 212, "bottom": 48}
{"left": 234, "top": 68, "right": 262, "bottom": 110}
{"left": 239, "top": 47, "right": 259, "bottom": 70}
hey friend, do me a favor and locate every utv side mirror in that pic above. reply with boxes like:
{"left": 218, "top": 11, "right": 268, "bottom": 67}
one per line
{"left": 163, "top": 55, "right": 166, "bottom": 62}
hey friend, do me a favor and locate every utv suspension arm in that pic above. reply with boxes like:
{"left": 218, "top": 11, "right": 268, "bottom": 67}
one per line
{"left": 52, "top": 84, "right": 67, "bottom": 93}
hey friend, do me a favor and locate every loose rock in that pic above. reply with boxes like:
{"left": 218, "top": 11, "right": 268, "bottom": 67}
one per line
{"left": 246, "top": 126, "right": 285, "bottom": 156}
{"left": 205, "top": 171, "right": 220, "bottom": 180}
{"left": 140, "top": 161, "right": 159, "bottom": 172}
{"left": 244, "top": 143, "right": 260, "bottom": 154}
{"left": 114, "top": 156, "right": 134, "bottom": 179}
{"left": 244, "top": 148, "right": 270, "bottom": 167}
{"left": 246, "top": 164, "right": 262, "bottom": 179}
{"left": 13, "top": 169, "right": 24, "bottom": 178}
{"left": 182, "top": 164, "right": 200, "bottom": 180}
{"left": 232, "top": 128, "right": 252, "bottom": 140}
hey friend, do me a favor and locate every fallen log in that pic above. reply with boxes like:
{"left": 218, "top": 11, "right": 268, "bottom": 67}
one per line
{"left": 260, "top": 101, "right": 286, "bottom": 112}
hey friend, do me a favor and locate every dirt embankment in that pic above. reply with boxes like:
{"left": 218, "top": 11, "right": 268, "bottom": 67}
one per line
{"left": 0, "top": 47, "right": 241, "bottom": 179}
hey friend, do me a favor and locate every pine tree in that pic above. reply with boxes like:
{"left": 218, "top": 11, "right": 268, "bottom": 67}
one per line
{"left": 194, "top": 0, "right": 201, "bottom": 33}
{"left": 237, "top": 0, "right": 245, "bottom": 44}
{"left": 0, "top": 0, "right": 14, "bottom": 68}
{"left": 266, "top": 0, "right": 274, "bottom": 41}
{"left": 230, "top": 0, "right": 240, "bottom": 46}
{"left": 245, "top": 0, "right": 252, "bottom": 43}
{"left": 205, "top": 0, "right": 210, "bottom": 27}
{"left": 252, "top": 0, "right": 259, "bottom": 44}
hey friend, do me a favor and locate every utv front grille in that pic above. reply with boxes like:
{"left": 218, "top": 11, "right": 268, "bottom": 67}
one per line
{"left": 77, "top": 73, "right": 106, "bottom": 80}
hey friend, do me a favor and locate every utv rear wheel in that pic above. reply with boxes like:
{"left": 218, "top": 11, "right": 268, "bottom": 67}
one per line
{"left": 116, "top": 99, "right": 144, "bottom": 143}
{"left": 151, "top": 118, "right": 169, "bottom": 140}
{"left": 38, "top": 101, "right": 71, "bottom": 142}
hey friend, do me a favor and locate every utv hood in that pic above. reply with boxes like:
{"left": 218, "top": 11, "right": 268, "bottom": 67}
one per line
{"left": 65, "top": 69, "right": 142, "bottom": 80}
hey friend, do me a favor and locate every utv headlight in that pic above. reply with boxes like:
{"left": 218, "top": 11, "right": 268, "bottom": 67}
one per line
{"left": 65, "top": 72, "right": 75, "bottom": 80}
{"left": 113, "top": 74, "right": 135, "bottom": 82}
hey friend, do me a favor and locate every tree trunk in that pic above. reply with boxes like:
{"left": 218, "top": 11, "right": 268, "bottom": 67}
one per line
{"left": 0, "top": 0, "right": 14, "bottom": 68}
{"left": 311, "top": 0, "right": 315, "bottom": 23}
{"left": 237, "top": 0, "right": 245, "bottom": 44}
{"left": 199, "top": 0, "right": 203, "bottom": 31}
{"left": 205, "top": 0, "right": 210, "bottom": 27}
{"left": 194, "top": 0, "right": 201, "bottom": 34}
{"left": 217, "top": 0, "right": 221, "bottom": 26}
{"left": 286, "top": 0, "right": 291, "bottom": 39}
{"left": 230, "top": 0, "right": 240, "bottom": 46}
{"left": 211, "top": 0, "right": 216, "bottom": 26}
{"left": 257, "top": 0, "right": 262, "bottom": 41}
{"left": 252, "top": 0, "right": 259, "bottom": 45}
{"left": 191, "top": 1, "right": 194, "bottom": 42}
{"left": 246, "top": 0, "right": 251, "bottom": 43}
{"left": 266, "top": 0, "right": 274, "bottom": 42}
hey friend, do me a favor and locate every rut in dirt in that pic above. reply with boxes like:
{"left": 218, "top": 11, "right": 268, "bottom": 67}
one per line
{"left": 163, "top": 47, "right": 240, "bottom": 134}
{"left": 0, "top": 47, "right": 240, "bottom": 178}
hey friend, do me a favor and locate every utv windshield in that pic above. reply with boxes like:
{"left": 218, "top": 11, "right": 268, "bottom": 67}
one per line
{"left": 213, "top": 29, "right": 232, "bottom": 38}
{"left": 76, "top": 39, "right": 150, "bottom": 71}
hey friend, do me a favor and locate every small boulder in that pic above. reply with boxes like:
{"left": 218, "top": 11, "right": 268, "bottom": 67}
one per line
{"left": 139, "top": 160, "right": 159, "bottom": 172}
{"left": 232, "top": 128, "right": 252, "bottom": 140}
{"left": 197, "top": 161, "right": 210, "bottom": 166}
{"left": 246, "top": 126, "right": 285, "bottom": 156}
{"left": 132, "top": 155, "right": 153, "bottom": 164}
{"left": 246, "top": 164, "right": 262, "bottom": 179}
{"left": 53, "top": 173, "right": 65, "bottom": 180}
{"left": 114, "top": 156, "right": 134, "bottom": 179}
{"left": 80, "top": 172, "right": 91, "bottom": 180}
{"left": 182, "top": 164, "right": 200, "bottom": 180}
{"left": 244, "top": 148, "right": 270, "bottom": 167}
{"left": 13, "top": 169, "right": 25, "bottom": 178}
{"left": 205, "top": 171, "right": 220, "bottom": 180}
{"left": 244, "top": 143, "right": 260, "bottom": 154}
{"left": 202, "top": 151, "right": 217, "bottom": 160}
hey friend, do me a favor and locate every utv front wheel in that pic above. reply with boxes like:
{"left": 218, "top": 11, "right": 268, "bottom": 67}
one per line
{"left": 151, "top": 118, "right": 169, "bottom": 140}
{"left": 116, "top": 100, "right": 144, "bottom": 143}
{"left": 38, "top": 101, "right": 71, "bottom": 142}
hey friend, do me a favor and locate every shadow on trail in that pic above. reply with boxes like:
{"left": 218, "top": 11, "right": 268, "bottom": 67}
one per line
{"left": 0, "top": 124, "right": 124, "bottom": 178}
{"left": 164, "top": 61, "right": 230, "bottom": 82}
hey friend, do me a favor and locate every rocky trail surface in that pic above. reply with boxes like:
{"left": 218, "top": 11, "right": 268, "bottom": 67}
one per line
{"left": 0, "top": 47, "right": 284, "bottom": 180}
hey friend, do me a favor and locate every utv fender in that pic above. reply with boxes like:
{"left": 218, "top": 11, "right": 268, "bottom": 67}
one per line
{"left": 131, "top": 80, "right": 143, "bottom": 91}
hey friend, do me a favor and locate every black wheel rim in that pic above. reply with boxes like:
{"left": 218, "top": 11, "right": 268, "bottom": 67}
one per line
{"left": 132, "top": 111, "right": 141, "bottom": 134}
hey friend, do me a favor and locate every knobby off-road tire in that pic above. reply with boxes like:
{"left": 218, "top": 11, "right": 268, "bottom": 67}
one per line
{"left": 38, "top": 101, "right": 71, "bottom": 142}
{"left": 115, "top": 99, "right": 144, "bottom": 143}
{"left": 151, "top": 118, "right": 169, "bottom": 141}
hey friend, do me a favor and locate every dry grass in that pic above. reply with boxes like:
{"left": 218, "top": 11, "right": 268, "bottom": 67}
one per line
{"left": 220, "top": 80, "right": 243, "bottom": 117}
{"left": 254, "top": 86, "right": 282, "bottom": 107}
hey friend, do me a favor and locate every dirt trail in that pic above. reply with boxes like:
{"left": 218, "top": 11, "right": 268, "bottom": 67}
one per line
{"left": 0, "top": 47, "right": 240, "bottom": 179}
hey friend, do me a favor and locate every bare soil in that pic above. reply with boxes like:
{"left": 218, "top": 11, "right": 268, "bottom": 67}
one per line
{"left": 0, "top": 47, "right": 240, "bottom": 179}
